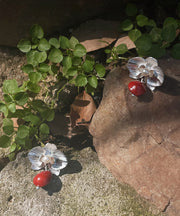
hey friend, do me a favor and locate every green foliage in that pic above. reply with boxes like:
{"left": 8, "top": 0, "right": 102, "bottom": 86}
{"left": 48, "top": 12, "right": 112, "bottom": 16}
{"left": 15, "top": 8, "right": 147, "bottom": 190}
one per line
{"left": 121, "top": 19, "right": 133, "bottom": 31}
{"left": 114, "top": 3, "right": 180, "bottom": 58}
{"left": 106, "top": 43, "right": 128, "bottom": 63}
{"left": 0, "top": 24, "right": 106, "bottom": 155}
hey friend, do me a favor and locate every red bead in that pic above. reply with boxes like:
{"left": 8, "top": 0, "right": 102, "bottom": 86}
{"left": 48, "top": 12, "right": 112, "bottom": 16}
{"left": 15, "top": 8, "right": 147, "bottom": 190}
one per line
{"left": 33, "top": 171, "right": 52, "bottom": 187}
{"left": 128, "top": 81, "right": 146, "bottom": 96}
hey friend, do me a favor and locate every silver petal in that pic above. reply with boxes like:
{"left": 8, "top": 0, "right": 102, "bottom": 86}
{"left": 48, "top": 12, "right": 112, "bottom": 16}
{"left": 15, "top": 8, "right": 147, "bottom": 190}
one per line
{"left": 31, "top": 164, "right": 42, "bottom": 170}
{"left": 52, "top": 158, "right": 68, "bottom": 170}
{"left": 45, "top": 143, "right": 57, "bottom": 151}
{"left": 28, "top": 146, "right": 44, "bottom": 165}
{"left": 146, "top": 83, "right": 155, "bottom": 91}
{"left": 153, "top": 66, "right": 164, "bottom": 84}
{"left": 145, "top": 57, "right": 158, "bottom": 70}
{"left": 44, "top": 143, "right": 57, "bottom": 155}
{"left": 52, "top": 150, "right": 68, "bottom": 170}
{"left": 146, "top": 77, "right": 161, "bottom": 90}
{"left": 127, "top": 57, "right": 146, "bottom": 78}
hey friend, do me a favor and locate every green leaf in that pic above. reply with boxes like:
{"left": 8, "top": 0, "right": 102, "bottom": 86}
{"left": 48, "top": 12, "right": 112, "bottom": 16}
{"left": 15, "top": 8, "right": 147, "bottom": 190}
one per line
{"left": 39, "top": 123, "right": 49, "bottom": 134}
{"left": 26, "top": 50, "right": 39, "bottom": 66}
{"left": 0, "top": 103, "right": 8, "bottom": 117}
{"left": 136, "top": 15, "right": 149, "bottom": 27}
{"left": 41, "top": 109, "right": 55, "bottom": 121}
{"left": 3, "top": 94, "right": 12, "bottom": 103}
{"left": 162, "top": 25, "right": 176, "bottom": 43}
{"left": 72, "top": 56, "right": 82, "bottom": 66}
{"left": 136, "top": 49, "right": 149, "bottom": 57}
{"left": 66, "top": 67, "right": 78, "bottom": 76}
{"left": 15, "top": 136, "right": 25, "bottom": 146}
{"left": 17, "top": 39, "right": 31, "bottom": 53}
{"left": 23, "top": 114, "right": 40, "bottom": 125}
{"left": 115, "top": 44, "right": 128, "bottom": 54}
{"left": 32, "top": 37, "right": 39, "bottom": 45}
{"left": 73, "top": 44, "right": 86, "bottom": 57}
{"left": 59, "top": 36, "right": 70, "bottom": 49}
{"left": 128, "top": 29, "right": 141, "bottom": 42}
{"left": 85, "top": 84, "right": 95, "bottom": 95}
{"left": 163, "top": 17, "right": 178, "bottom": 29}
{"left": 150, "top": 27, "right": 162, "bottom": 42}
{"left": 38, "top": 38, "right": 51, "bottom": 51}
{"left": 14, "top": 92, "right": 28, "bottom": 106}
{"left": 95, "top": 64, "right": 106, "bottom": 78}
{"left": 171, "top": 43, "right": 180, "bottom": 59}
{"left": 27, "top": 81, "right": 41, "bottom": 93}
{"left": 50, "top": 64, "right": 59, "bottom": 74}
{"left": 38, "top": 63, "right": 50, "bottom": 73}
{"left": 29, "top": 72, "right": 42, "bottom": 83}
{"left": 121, "top": 19, "right": 133, "bottom": 31}
{"left": 146, "top": 19, "right": 156, "bottom": 27}
{"left": 126, "top": 3, "right": 137, "bottom": 16}
{"left": 88, "top": 75, "right": 98, "bottom": 88}
{"left": 10, "top": 143, "right": 17, "bottom": 153}
{"left": 7, "top": 103, "right": 16, "bottom": 113}
{"left": 17, "top": 125, "right": 29, "bottom": 139}
{"left": 3, "top": 118, "right": 14, "bottom": 135}
{"left": 49, "top": 38, "right": 60, "bottom": 49}
{"left": 48, "top": 48, "right": 63, "bottom": 63}
{"left": 35, "top": 51, "right": 47, "bottom": 63}
{"left": 3, "top": 80, "right": 19, "bottom": 94}
{"left": 106, "top": 58, "right": 113, "bottom": 63}
{"left": 104, "top": 49, "right": 111, "bottom": 54}
{"left": 30, "top": 100, "right": 46, "bottom": 112}
{"left": 82, "top": 55, "right": 95, "bottom": 72}
{"left": 135, "top": 34, "right": 152, "bottom": 51}
{"left": 148, "top": 44, "right": 165, "bottom": 58}
{"left": 69, "top": 36, "right": 79, "bottom": 49}
{"left": 62, "top": 56, "right": 72, "bottom": 69}
{"left": 30, "top": 24, "right": 44, "bottom": 39}
{"left": 0, "top": 135, "right": 11, "bottom": 148}
{"left": 75, "top": 74, "right": 88, "bottom": 87}
{"left": 21, "top": 64, "right": 34, "bottom": 74}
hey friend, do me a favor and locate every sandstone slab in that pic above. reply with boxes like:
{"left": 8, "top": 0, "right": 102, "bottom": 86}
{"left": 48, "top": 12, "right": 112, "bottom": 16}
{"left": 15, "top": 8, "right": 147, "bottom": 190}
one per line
{"left": 89, "top": 58, "right": 180, "bottom": 216}
{"left": 73, "top": 19, "right": 135, "bottom": 52}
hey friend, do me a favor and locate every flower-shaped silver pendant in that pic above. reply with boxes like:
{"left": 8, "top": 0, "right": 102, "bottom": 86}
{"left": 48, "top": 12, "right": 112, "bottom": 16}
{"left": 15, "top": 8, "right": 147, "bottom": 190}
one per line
{"left": 28, "top": 143, "right": 68, "bottom": 176}
{"left": 127, "top": 57, "right": 164, "bottom": 91}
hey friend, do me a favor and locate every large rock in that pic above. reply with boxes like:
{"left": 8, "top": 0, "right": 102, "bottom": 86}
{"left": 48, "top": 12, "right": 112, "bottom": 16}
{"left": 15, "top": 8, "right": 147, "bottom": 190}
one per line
{"left": 89, "top": 58, "right": 180, "bottom": 216}
{"left": 0, "top": 146, "right": 164, "bottom": 216}
{"left": 0, "top": 0, "right": 112, "bottom": 47}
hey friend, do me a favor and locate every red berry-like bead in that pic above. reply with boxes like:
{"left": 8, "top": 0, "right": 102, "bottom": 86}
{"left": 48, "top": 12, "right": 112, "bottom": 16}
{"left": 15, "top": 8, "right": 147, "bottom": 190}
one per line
{"left": 128, "top": 81, "right": 146, "bottom": 96}
{"left": 33, "top": 171, "right": 52, "bottom": 187}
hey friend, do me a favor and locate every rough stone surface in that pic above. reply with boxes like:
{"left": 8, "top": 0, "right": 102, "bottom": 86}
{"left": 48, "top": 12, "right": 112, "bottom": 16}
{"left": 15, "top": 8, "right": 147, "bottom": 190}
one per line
{"left": 73, "top": 19, "right": 135, "bottom": 52}
{"left": 89, "top": 58, "right": 180, "bottom": 216}
{"left": 0, "top": 147, "right": 165, "bottom": 216}
{"left": 0, "top": 0, "right": 112, "bottom": 47}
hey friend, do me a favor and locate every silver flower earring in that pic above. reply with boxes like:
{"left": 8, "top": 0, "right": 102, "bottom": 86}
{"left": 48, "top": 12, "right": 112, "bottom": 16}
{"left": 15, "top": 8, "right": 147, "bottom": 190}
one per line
{"left": 127, "top": 57, "right": 164, "bottom": 91}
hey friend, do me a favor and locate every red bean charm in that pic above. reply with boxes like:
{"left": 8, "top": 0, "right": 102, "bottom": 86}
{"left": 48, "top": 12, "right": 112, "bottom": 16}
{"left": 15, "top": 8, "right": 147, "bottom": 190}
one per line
{"left": 33, "top": 171, "right": 52, "bottom": 187}
{"left": 128, "top": 81, "right": 146, "bottom": 96}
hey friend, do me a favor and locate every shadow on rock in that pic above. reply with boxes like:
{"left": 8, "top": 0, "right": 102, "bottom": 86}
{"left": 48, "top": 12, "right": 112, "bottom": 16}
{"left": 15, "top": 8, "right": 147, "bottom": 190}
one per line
{"left": 158, "top": 75, "right": 180, "bottom": 96}
{"left": 43, "top": 160, "right": 82, "bottom": 196}
{"left": 43, "top": 174, "right": 62, "bottom": 196}
{"left": 137, "top": 89, "right": 153, "bottom": 103}
{"left": 60, "top": 159, "right": 82, "bottom": 176}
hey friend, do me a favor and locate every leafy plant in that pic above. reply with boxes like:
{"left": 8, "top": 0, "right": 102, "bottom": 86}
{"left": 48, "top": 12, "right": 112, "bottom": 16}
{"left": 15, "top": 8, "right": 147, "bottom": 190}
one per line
{"left": 105, "top": 43, "right": 128, "bottom": 63}
{"left": 0, "top": 24, "right": 106, "bottom": 158}
{"left": 120, "top": 3, "right": 180, "bottom": 59}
